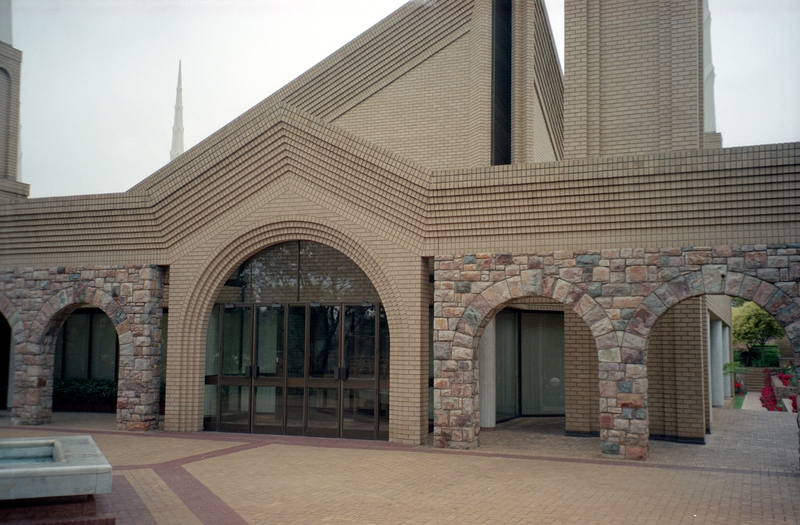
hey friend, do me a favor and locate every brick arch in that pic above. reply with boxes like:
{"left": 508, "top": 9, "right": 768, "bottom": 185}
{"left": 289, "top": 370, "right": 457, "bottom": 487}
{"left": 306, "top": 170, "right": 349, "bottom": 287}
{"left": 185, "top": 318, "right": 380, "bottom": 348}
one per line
{"left": 625, "top": 270, "right": 800, "bottom": 355}
{"left": 170, "top": 218, "right": 408, "bottom": 432}
{"left": 180, "top": 218, "right": 406, "bottom": 348}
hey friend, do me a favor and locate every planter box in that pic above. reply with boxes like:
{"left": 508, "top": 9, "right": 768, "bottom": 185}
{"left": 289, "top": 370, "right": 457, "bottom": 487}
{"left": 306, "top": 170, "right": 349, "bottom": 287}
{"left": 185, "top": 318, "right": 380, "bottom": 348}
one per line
{"left": 771, "top": 375, "right": 797, "bottom": 400}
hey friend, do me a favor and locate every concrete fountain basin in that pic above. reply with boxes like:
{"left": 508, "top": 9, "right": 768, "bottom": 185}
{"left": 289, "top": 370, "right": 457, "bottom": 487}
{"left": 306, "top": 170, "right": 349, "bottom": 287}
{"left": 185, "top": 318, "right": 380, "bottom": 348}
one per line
{"left": 0, "top": 436, "right": 112, "bottom": 501}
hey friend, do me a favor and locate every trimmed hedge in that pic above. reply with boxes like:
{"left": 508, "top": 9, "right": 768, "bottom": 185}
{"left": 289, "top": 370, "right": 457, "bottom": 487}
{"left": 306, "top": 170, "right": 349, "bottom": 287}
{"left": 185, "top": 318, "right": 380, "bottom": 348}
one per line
{"left": 53, "top": 378, "right": 117, "bottom": 405}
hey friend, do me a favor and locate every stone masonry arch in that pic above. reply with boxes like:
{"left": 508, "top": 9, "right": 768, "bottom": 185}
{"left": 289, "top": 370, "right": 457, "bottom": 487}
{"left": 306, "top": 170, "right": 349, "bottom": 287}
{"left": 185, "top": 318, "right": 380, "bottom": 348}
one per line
{"left": 0, "top": 293, "right": 23, "bottom": 413}
{"left": 1, "top": 267, "right": 164, "bottom": 430}
{"left": 628, "top": 271, "right": 800, "bottom": 352}
{"left": 167, "top": 219, "right": 411, "bottom": 437}
{"left": 432, "top": 253, "right": 614, "bottom": 449}
{"left": 434, "top": 246, "right": 800, "bottom": 460}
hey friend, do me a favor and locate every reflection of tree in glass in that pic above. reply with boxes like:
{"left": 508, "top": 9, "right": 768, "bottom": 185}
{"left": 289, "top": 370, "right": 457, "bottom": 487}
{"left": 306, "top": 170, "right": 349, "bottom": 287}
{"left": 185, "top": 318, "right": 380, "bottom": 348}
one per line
{"left": 239, "top": 242, "right": 299, "bottom": 302}
{"left": 345, "top": 306, "right": 375, "bottom": 378}
{"left": 234, "top": 241, "right": 378, "bottom": 303}
{"left": 310, "top": 306, "right": 339, "bottom": 378}
{"left": 300, "top": 242, "right": 355, "bottom": 300}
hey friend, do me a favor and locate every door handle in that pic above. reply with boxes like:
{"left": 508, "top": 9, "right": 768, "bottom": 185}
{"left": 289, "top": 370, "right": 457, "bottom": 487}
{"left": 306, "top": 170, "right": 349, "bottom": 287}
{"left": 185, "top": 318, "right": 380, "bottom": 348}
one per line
{"left": 255, "top": 365, "right": 260, "bottom": 377}
{"left": 341, "top": 367, "right": 348, "bottom": 380}
{"left": 245, "top": 365, "right": 252, "bottom": 378}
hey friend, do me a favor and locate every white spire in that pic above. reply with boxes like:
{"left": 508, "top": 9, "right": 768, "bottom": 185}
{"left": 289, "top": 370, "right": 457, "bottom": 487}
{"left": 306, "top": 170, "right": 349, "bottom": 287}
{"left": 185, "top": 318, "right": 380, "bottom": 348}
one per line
{"left": 703, "top": 0, "right": 717, "bottom": 133}
{"left": 0, "top": 0, "right": 12, "bottom": 46}
{"left": 170, "top": 61, "right": 184, "bottom": 161}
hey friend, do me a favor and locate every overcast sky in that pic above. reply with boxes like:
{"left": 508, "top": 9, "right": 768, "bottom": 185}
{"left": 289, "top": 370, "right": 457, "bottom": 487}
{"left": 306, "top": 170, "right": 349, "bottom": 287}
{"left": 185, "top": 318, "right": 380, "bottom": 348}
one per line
{"left": 9, "top": 0, "right": 800, "bottom": 199}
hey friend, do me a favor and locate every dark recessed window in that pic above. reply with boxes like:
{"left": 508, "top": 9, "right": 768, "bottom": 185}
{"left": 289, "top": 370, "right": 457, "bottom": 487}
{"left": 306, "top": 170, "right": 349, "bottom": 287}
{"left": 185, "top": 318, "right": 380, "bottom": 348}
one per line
{"left": 54, "top": 309, "right": 118, "bottom": 381}
{"left": 492, "top": 0, "right": 513, "bottom": 166}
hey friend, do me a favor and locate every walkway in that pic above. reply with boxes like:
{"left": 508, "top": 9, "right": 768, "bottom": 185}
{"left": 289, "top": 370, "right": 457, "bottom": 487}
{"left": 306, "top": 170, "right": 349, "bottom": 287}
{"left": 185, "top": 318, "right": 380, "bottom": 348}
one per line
{"left": 742, "top": 391, "right": 767, "bottom": 411}
{"left": 1, "top": 407, "right": 798, "bottom": 524}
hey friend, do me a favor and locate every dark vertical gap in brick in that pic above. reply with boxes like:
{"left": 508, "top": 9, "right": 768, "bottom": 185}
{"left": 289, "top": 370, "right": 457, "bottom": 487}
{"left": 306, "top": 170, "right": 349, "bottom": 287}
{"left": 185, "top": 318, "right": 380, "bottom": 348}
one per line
{"left": 492, "top": 0, "right": 512, "bottom": 166}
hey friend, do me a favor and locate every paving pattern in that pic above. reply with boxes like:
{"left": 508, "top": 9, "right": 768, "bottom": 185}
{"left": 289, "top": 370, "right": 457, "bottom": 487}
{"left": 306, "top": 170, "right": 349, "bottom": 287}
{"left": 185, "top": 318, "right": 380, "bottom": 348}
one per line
{"left": 0, "top": 407, "right": 798, "bottom": 524}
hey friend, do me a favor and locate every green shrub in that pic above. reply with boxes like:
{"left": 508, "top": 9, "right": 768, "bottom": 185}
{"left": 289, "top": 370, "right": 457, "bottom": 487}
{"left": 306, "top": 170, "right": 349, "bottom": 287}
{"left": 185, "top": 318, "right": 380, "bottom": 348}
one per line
{"left": 751, "top": 345, "right": 781, "bottom": 368}
{"left": 53, "top": 378, "right": 117, "bottom": 404}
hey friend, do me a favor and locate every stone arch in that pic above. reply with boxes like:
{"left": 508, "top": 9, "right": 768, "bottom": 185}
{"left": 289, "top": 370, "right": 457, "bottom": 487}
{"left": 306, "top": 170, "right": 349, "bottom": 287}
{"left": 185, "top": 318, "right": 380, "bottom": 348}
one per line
{"left": 0, "top": 292, "right": 24, "bottom": 346}
{"left": 626, "top": 270, "right": 800, "bottom": 357}
{"left": 14, "top": 285, "right": 133, "bottom": 426}
{"left": 453, "top": 271, "right": 614, "bottom": 354}
{"left": 433, "top": 256, "right": 616, "bottom": 450}
{"left": 171, "top": 218, "right": 408, "bottom": 432}
{"left": 622, "top": 269, "right": 800, "bottom": 451}
{"left": 0, "top": 293, "right": 22, "bottom": 411}
{"left": 31, "top": 285, "right": 132, "bottom": 345}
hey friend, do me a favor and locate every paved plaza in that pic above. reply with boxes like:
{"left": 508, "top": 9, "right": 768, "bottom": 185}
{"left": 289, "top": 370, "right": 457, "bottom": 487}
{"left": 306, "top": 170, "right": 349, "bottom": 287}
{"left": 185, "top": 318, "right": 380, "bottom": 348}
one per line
{"left": 1, "top": 406, "right": 798, "bottom": 524}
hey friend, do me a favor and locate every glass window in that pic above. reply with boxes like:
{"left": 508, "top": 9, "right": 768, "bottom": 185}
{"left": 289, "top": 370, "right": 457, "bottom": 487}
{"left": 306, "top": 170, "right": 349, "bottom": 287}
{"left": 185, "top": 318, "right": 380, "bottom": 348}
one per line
{"left": 205, "top": 306, "right": 220, "bottom": 375}
{"left": 54, "top": 309, "right": 118, "bottom": 381}
{"left": 380, "top": 306, "right": 390, "bottom": 381}
{"left": 64, "top": 313, "right": 90, "bottom": 379}
{"left": 216, "top": 241, "right": 379, "bottom": 305}
{"left": 287, "top": 306, "right": 306, "bottom": 378}
{"left": 239, "top": 241, "right": 299, "bottom": 303}
{"left": 309, "top": 305, "right": 339, "bottom": 379}
{"left": 90, "top": 313, "right": 117, "bottom": 379}
{"left": 222, "top": 307, "right": 251, "bottom": 376}
{"left": 256, "top": 306, "right": 284, "bottom": 376}
{"left": 299, "top": 241, "right": 379, "bottom": 302}
{"left": 345, "top": 305, "right": 375, "bottom": 379}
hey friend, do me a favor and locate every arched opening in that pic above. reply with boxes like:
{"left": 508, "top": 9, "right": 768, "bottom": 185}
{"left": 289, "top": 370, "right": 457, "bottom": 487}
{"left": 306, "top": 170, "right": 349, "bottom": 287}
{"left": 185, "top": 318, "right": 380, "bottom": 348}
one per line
{"left": 51, "top": 308, "right": 119, "bottom": 413}
{"left": 647, "top": 295, "right": 732, "bottom": 443}
{"left": 644, "top": 290, "right": 798, "bottom": 469}
{"left": 476, "top": 297, "right": 599, "bottom": 439}
{"left": 203, "top": 240, "right": 390, "bottom": 440}
{"left": 0, "top": 314, "right": 11, "bottom": 410}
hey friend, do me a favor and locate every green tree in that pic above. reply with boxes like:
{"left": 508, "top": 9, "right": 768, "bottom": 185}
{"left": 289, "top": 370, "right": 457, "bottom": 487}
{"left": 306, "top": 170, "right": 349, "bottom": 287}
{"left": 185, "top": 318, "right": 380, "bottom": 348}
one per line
{"left": 732, "top": 302, "right": 785, "bottom": 367}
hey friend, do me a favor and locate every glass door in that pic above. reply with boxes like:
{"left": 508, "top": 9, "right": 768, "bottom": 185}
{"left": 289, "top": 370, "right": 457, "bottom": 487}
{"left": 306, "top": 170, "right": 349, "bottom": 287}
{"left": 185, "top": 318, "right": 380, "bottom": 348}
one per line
{"left": 252, "top": 306, "right": 285, "bottom": 434}
{"left": 219, "top": 306, "right": 252, "bottom": 433}
{"left": 342, "top": 305, "right": 377, "bottom": 439}
{"left": 306, "top": 304, "right": 341, "bottom": 437}
{"left": 207, "top": 302, "right": 389, "bottom": 439}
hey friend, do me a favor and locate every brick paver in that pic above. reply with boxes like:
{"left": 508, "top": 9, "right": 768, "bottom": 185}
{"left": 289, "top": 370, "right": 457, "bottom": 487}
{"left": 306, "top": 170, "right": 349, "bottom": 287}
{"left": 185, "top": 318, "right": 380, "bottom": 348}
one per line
{"left": 1, "top": 407, "right": 798, "bottom": 524}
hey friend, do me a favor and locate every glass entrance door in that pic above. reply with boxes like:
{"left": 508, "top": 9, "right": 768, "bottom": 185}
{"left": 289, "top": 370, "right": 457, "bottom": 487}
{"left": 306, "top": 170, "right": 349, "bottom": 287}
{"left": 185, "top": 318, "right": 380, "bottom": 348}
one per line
{"left": 306, "top": 304, "right": 341, "bottom": 437}
{"left": 206, "top": 302, "right": 388, "bottom": 439}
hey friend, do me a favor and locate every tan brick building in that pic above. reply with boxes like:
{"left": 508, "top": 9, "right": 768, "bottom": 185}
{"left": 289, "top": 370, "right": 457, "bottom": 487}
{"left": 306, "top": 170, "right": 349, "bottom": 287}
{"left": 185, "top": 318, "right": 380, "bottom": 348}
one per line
{"left": 0, "top": 0, "right": 798, "bottom": 461}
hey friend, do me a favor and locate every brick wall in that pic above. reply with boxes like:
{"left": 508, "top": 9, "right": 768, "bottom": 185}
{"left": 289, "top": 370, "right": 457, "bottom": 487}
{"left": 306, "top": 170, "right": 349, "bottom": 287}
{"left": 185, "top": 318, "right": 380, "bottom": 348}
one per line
{"left": 647, "top": 297, "right": 707, "bottom": 442}
{"left": 564, "top": 306, "right": 599, "bottom": 434}
{"left": 512, "top": 0, "right": 563, "bottom": 163}
{"left": 564, "top": 0, "right": 703, "bottom": 158}
{"left": 333, "top": 35, "right": 473, "bottom": 170}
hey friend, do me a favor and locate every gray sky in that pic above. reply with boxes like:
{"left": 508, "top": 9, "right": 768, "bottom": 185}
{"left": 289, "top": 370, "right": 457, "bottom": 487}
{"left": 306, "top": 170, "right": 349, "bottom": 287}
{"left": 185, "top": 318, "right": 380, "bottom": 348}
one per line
{"left": 10, "top": 0, "right": 800, "bottom": 198}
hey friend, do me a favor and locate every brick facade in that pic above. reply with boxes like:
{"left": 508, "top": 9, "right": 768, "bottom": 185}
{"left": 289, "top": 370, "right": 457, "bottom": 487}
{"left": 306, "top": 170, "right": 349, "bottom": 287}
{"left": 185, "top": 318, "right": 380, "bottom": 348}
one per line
{"left": 0, "top": 0, "right": 798, "bottom": 463}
